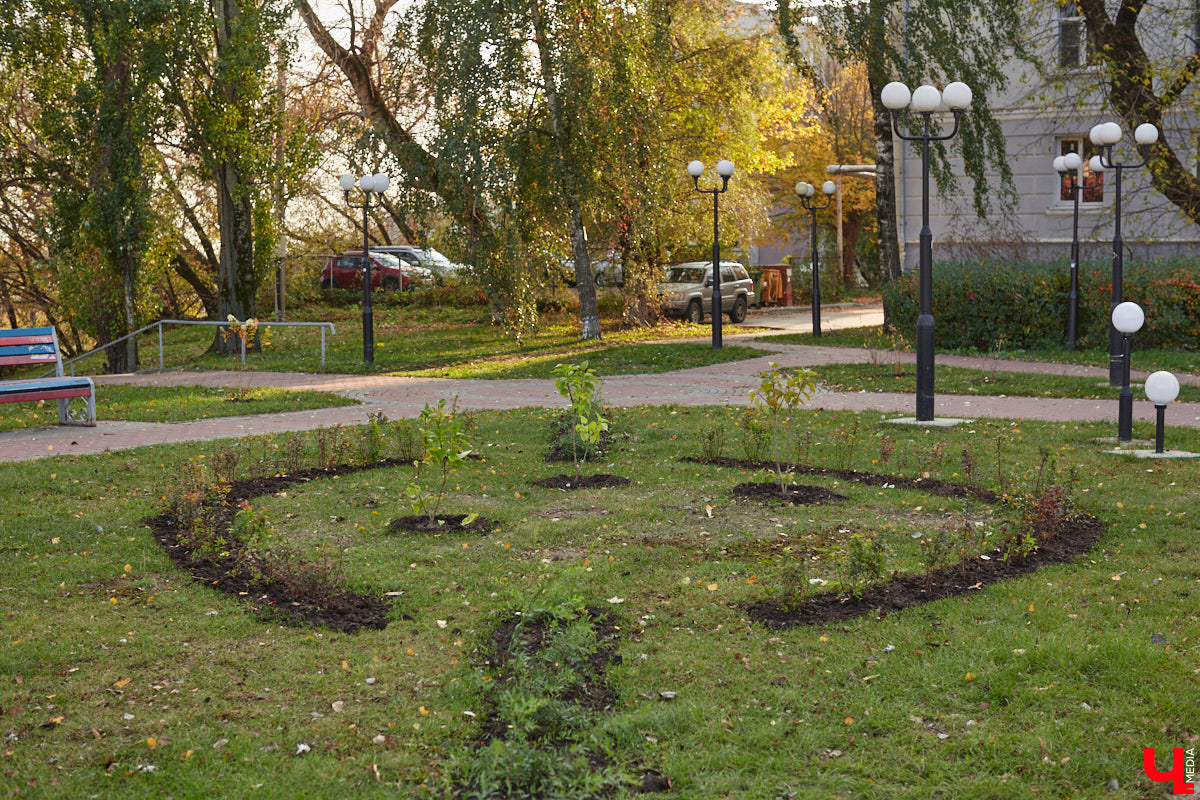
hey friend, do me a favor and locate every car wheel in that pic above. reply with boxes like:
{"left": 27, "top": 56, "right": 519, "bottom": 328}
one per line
{"left": 381, "top": 276, "right": 400, "bottom": 293}
{"left": 686, "top": 300, "right": 703, "bottom": 324}
{"left": 728, "top": 295, "right": 748, "bottom": 324}
{"left": 320, "top": 277, "right": 334, "bottom": 290}
{"left": 594, "top": 271, "right": 605, "bottom": 287}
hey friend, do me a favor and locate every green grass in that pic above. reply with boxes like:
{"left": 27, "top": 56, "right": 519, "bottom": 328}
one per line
{"left": 37, "top": 300, "right": 770, "bottom": 379}
{"left": 761, "top": 326, "right": 1200, "bottom": 376}
{"left": 0, "top": 385, "right": 358, "bottom": 432}
{"left": 3, "top": 405, "right": 1198, "bottom": 797}
{"left": 815, "top": 362, "right": 1200, "bottom": 402}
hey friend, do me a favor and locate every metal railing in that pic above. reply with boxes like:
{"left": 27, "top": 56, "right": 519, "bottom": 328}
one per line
{"left": 48, "top": 319, "right": 337, "bottom": 377}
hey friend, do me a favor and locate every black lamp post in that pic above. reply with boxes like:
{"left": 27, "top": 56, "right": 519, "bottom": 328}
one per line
{"left": 687, "top": 159, "right": 735, "bottom": 350}
{"left": 1053, "top": 152, "right": 1101, "bottom": 350}
{"left": 794, "top": 180, "right": 835, "bottom": 337}
{"left": 339, "top": 171, "right": 390, "bottom": 365}
{"left": 1145, "top": 371, "right": 1180, "bottom": 454}
{"left": 881, "top": 80, "right": 972, "bottom": 422}
{"left": 1111, "top": 300, "right": 1144, "bottom": 442}
{"left": 1089, "top": 121, "right": 1158, "bottom": 385}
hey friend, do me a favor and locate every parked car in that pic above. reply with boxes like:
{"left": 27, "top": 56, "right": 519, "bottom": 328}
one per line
{"left": 319, "top": 251, "right": 416, "bottom": 292}
{"left": 657, "top": 260, "right": 755, "bottom": 324}
{"left": 369, "top": 245, "right": 467, "bottom": 282}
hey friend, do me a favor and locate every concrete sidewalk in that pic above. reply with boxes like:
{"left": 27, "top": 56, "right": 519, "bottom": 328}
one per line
{"left": 3, "top": 303, "right": 1197, "bottom": 462}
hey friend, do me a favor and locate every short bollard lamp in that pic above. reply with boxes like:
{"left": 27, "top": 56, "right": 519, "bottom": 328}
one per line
{"left": 1144, "top": 371, "right": 1180, "bottom": 455}
{"left": 687, "top": 159, "right": 735, "bottom": 350}
{"left": 1111, "top": 300, "right": 1144, "bottom": 442}
{"left": 794, "top": 180, "right": 836, "bottom": 336}
{"left": 880, "top": 79, "right": 971, "bottom": 421}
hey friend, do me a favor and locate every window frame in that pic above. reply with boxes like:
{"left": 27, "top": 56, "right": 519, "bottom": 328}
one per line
{"left": 1057, "top": 2, "right": 1089, "bottom": 69}
{"left": 1056, "top": 137, "right": 1104, "bottom": 205}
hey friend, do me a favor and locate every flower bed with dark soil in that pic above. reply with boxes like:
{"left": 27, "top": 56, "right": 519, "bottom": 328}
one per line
{"left": 745, "top": 513, "right": 1103, "bottom": 628}
{"left": 532, "top": 473, "right": 630, "bottom": 491}
{"left": 147, "top": 463, "right": 400, "bottom": 633}
{"left": 682, "top": 455, "right": 1102, "bottom": 628}
{"left": 731, "top": 481, "right": 846, "bottom": 506}
{"left": 387, "top": 513, "right": 494, "bottom": 533}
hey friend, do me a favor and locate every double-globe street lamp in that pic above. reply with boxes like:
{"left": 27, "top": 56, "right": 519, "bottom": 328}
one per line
{"left": 881, "top": 80, "right": 972, "bottom": 421}
{"left": 1111, "top": 300, "right": 1144, "bottom": 443}
{"left": 1088, "top": 120, "right": 1158, "bottom": 385}
{"left": 794, "top": 181, "right": 836, "bottom": 337}
{"left": 687, "top": 159, "right": 735, "bottom": 349}
{"left": 1053, "top": 152, "right": 1102, "bottom": 350}
{"left": 339, "top": 171, "right": 391, "bottom": 365}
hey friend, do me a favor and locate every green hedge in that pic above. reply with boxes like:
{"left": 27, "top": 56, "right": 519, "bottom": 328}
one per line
{"left": 881, "top": 257, "right": 1200, "bottom": 351}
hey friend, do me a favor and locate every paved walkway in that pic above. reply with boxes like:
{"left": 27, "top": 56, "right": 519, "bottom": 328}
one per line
{"left": 3, "top": 303, "right": 1198, "bottom": 462}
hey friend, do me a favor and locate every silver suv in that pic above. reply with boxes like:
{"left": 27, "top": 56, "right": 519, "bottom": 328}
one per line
{"left": 658, "top": 261, "right": 755, "bottom": 324}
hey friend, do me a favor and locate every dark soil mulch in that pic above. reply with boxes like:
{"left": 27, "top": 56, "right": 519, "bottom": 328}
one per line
{"left": 387, "top": 514, "right": 494, "bottom": 533}
{"left": 683, "top": 456, "right": 1001, "bottom": 503}
{"left": 731, "top": 481, "right": 847, "bottom": 506}
{"left": 480, "top": 605, "right": 623, "bottom": 740}
{"left": 533, "top": 473, "right": 631, "bottom": 490}
{"left": 147, "top": 462, "right": 404, "bottom": 633}
{"left": 744, "top": 513, "right": 1104, "bottom": 628}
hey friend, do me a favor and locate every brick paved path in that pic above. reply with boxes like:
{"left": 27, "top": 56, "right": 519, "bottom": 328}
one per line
{"left": 3, "top": 304, "right": 1197, "bottom": 462}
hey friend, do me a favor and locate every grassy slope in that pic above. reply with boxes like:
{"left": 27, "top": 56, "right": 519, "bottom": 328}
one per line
{"left": 2, "top": 406, "right": 1197, "bottom": 798}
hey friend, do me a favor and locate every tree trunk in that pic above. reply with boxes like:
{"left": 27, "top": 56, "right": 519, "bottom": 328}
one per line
{"left": 871, "top": 87, "right": 901, "bottom": 284}
{"left": 842, "top": 210, "right": 866, "bottom": 287}
{"left": 208, "top": 0, "right": 257, "bottom": 355}
{"left": 529, "top": 0, "right": 600, "bottom": 340}
{"left": 171, "top": 255, "right": 218, "bottom": 317}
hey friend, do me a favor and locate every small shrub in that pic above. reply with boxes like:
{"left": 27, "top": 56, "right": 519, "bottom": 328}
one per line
{"left": 739, "top": 409, "right": 769, "bottom": 462}
{"left": 844, "top": 533, "right": 886, "bottom": 596}
{"left": 391, "top": 419, "right": 423, "bottom": 463}
{"left": 551, "top": 361, "right": 610, "bottom": 478}
{"left": 750, "top": 363, "right": 817, "bottom": 492}
{"left": 916, "top": 531, "right": 953, "bottom": 588}
{"left": 407, "top": 397, "right": 471, "bottom": 524}
{"left": 279, "top": 433, "right": 306, "bottom": 475}
{"left": 777, "top": 555, "right": 812, "bottom": 610}
{"left": 700, "top": 425, "right": 724, "bottom": 461}
{"left": 357, "top": 412, "right": 387, "bottom": 465}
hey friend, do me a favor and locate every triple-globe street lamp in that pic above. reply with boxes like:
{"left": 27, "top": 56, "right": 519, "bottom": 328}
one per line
{"left": 339, "top": 171, "right": 391, "bottom": 365}
{"left": 687, "top": 159, "right": 735, "bottom": 349}
{"left": 1053, "top": 152, "right": 1102, "bottom": 350}
{"left": 881, "top": 80, "right": 972, "bottom": 421}
{"left": 1088, "top": 120, "right": 1158, "bottom": 385}
{"left": 794, "top": 180, "right": 835, "bottom": 337}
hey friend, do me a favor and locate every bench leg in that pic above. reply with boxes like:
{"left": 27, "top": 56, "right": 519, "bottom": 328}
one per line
{"left": 56, "top": 388, "right": 96, "bottom": 427}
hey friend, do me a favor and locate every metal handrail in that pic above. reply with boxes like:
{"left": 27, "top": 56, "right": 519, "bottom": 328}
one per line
{"left": 47, "top": 319, "right": 337, "bottom": 377}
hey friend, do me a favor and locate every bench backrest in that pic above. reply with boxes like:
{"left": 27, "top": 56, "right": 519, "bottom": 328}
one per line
{"left": 0, "top": 327, "right": 65, "bottom": 377}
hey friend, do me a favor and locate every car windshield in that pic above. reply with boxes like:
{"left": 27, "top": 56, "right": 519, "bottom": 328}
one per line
{"left": 664, "top": 267, "right": 706, "bottom": 284}
{"left": 370, "top": 252, "right": 401, "bottom": 267}
{"left": 418, "top": 248, "right": 454, "bottom": 267}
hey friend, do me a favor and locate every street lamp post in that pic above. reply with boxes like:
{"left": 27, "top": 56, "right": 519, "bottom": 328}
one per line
{"left": 1144, "top": 371, "right": 1180, "bottom": 454}
{"left": 1089, "top": 121, "right": 1158, "bottom": 385}
{"left": 794, "top": 181, "right": 836, "bottom": 337}
{"left": 687, "top": 159, "right": 735, "bottom": 349}
{"left": 881, "top": 80, "right": 972, "bottom": 421}
{"left": 1053, "top": 152, "right": 1101, "bottom": 350}
{"left": 339, "top": 171, "right": 390, "bottom": 365}
{"left": 1111, "top": 300, "right": 1144, "bottom": 442}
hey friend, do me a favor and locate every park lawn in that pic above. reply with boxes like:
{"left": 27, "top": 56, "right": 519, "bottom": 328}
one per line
{"left": 761, "top": 327, "right": 1200, "bottom": 377}
{"left": 1, "top": 405, "right": 1197, "bottom": 798}
{"left": 814, "top": 362, "right": 1200, "bottom": 403}
{"left": 0, "top": 385, "right": 358, "bottom": 433}
{"left": 41, "top": 300, "right": 772, "bottom": 379}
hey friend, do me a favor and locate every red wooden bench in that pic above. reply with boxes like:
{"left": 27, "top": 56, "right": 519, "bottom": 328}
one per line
{"left": 0, "top": 327, "right": 96, "bottom": 426}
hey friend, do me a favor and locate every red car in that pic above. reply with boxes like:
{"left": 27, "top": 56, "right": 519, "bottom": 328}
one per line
{"left": 319, "top": 251, "right": 416, "bottom": 292}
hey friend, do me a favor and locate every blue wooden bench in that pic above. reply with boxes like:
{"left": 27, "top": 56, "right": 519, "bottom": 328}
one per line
{"left": 0, "top": 327, "right": 96, "bottom": 426}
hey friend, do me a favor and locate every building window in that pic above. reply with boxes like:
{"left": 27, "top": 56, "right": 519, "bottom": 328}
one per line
{"left": 1058, "top": 2, "right": 1088, "bottom": 68}
{"left": 1059, "top": 138, "right": 1104, "bottom": 203}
